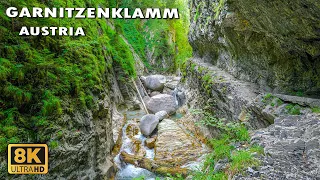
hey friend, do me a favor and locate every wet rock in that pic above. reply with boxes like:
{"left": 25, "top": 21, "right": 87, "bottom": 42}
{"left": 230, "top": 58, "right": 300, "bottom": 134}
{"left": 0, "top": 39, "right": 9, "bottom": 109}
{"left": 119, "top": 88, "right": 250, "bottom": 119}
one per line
{"left": 155, "top": 111, "right": 168, "bottom": 121}
{"left": 139, "top": 114, "right": 160, "bottom": 136}
{"left": 132, "top": 138, "right": 146, "bottom": 157}
{"left": 145, "top": 94, "right": 178, "bottom": 115}
{"left": 144, "top": 75, "right": 166, "bottom": 91}
{"left": 145, "top": 136, "right": 157, "bottom": 149}
{"left": 155, "top": 119, "right": 206, "bottom": 165}
{"left": 126, "top": 123, "right": 140, "bottom": 138}
{"left": 173, "top": 89, "right": 186, "bottom": 107}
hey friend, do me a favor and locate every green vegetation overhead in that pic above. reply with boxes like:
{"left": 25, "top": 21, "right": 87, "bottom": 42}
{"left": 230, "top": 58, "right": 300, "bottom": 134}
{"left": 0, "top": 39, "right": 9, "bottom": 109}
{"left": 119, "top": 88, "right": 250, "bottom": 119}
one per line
{"left": 0, "top": 0, "right": 192, "bottom": 153}
{"left": 114, "top": 0, "right": 192, "bottom": 72}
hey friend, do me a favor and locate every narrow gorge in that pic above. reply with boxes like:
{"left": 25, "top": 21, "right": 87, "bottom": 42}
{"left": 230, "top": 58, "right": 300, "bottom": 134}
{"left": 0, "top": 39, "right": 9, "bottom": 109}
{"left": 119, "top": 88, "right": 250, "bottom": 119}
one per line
{"left": 0, "top": 0, "right": 319, "bottom": 180}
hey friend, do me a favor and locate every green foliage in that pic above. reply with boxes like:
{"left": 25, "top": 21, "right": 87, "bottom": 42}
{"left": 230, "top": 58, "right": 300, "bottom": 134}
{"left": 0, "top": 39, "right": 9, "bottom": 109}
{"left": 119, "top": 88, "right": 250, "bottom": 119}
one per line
{"left": 294, "top": 91, "right": 304, "bottom": 97}
{"left": 115, "top": 0, "right": 192, "bottom": 72}
{"left": 0, "top": 0, "right": 191, "bottom": 156}
{"left": 276, "top": 98, "right": 284, "bottom": 106}
{"left": 193, "top": 133, "right": 261, "bottom": 179}
{"left": 285, "top": 104, "right": 301, "bottom": 115}
{"left": 209, "top": 135, "right": 234, "bottom": 160}
{"left": 42, "top": 90, "right": 62, "bottom": 116}
{"left": 312, "top": 107, "right": 320, "bottom": 113}
{"left": 262, "top": 93, "right": 274, "bottom": 103}
{"left": 132, "top": 176, "right": 145, "bottom": 180}
{"left": 249, "top": 145, "right": 265, "bottom": 155}
{"left": 3, "top": 83, "right": 32, "bottom": 106}
{"left": 214, "top": 0, "right": 225, "bottom": 20}
{"left": 171, "top": 0, "right": 193, "bottom": 70}
{"left": 229, "top": 150, "right": 260, "bottom": 175}
{"left": 110, "top": 34, "right": 137, "bottom": 77}
{"left": 117, "top": 20, "right": 146, "bottom": 60}
{"left": 201, "top": 73, "right": 215, "bottom": 93}
{"left": 0, "top": 0, "right": 138, "bottom": 153}
{"left": 189, "top": 109, "right": 261, "bottom": 178}
{"left": 192, "top": 109, "right": 250, "bottom": 142}
{"left": 194, "top": 3, "right": 201, "bottom": 21}
{"left": 49, "top": 141, "right": 59, "bottom": 149}
{"left": 193, "top": 171, "right": 227, "bottom": 180}
{"left": 0, "top": 137, "right": 7, "bottom": 152}
{"left": 262, "top": 94, "right": 285, "bottom": 108}
{"left": 167, "top": 173, "right": 184, "bottom": 180}
{"left": 234, "top": 126, "right": 250, "bottom": 142}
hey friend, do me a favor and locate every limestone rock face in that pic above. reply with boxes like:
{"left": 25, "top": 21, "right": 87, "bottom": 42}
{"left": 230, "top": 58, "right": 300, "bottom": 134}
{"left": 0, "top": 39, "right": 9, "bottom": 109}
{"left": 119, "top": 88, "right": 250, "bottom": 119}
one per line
{"left": 35, "top": 97, "right": 116, "bottom": 180}
{"left": 145, "top": 94, "right": 178, "bottom": 115}
{"left": 139, "top": 114, "right": 160, "bottom": 136}
{"left": 144, "top": 75, "right": 166, "bottom": 91}
{"left": 250, "top": 114, "right": 320, "bottom": 179}
{"left": 154, "top": 119, "right": 206, "bottom": 165}
{"left": 189, "top": 0, "right": 320, "bottom": 95}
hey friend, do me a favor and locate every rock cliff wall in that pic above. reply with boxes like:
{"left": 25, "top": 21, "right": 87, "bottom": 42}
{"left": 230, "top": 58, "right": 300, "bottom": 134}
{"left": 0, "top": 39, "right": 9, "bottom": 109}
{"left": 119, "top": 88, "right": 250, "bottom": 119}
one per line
{"left": 0, "top": 57, "right": 122, "bottom": 180}
{"left": 180, "top": 52, "right": 320, "bottom": 180}
{"left": 189, "top": 0, "right": 320, "bottom": 96}
{"left": 184, "top": 2, "right": 320, "bottom": 177}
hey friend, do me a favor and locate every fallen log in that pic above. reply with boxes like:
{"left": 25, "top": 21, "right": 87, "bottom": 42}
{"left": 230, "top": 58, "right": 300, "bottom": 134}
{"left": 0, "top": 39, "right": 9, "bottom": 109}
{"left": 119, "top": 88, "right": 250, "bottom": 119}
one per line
{"left": 120, "top": 151, "right": 189, "bottom": 177}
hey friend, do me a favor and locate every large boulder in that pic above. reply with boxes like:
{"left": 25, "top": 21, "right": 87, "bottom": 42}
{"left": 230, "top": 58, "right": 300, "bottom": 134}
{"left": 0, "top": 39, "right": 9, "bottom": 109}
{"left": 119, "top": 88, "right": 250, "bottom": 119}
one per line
{"left": 144, "top": 75, "right": 166, "bottom": 91}
{"left": 145, "top": 94, "right": 178, "bottom": 115}
{"left": 139, "top": 114, "right": 160, "bottom": 136}
{"left": 154, "top": 119, "right": 207, "bottom": 164}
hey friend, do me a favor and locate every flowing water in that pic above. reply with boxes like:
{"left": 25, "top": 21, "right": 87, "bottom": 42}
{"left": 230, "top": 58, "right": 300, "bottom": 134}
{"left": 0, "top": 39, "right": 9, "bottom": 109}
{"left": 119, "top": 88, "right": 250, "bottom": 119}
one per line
{"left": 114, "top": 110, "right": 158, "bottom": 180}
{"left": 114, "top": 109, "right": 205, "bottom": 180}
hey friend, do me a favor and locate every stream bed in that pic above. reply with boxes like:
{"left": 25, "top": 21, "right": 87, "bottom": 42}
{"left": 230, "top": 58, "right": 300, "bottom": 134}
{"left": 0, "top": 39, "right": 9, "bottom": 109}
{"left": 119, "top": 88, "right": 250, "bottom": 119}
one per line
{"left": 114, "top": 110, "right": 158, "bottom": 180}
{"left": 113, "top": 109, "right": 207, "bottom": 180}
